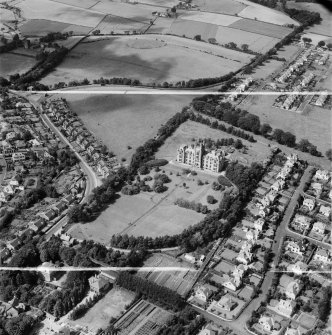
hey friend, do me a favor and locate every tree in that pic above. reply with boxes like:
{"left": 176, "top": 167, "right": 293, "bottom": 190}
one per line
{"left": 260, "top": 123, "right": 272, "bottom": 136}
{"left": 317, "top": 40, "right": 325, "bottom": 47}
{"left": 207, "top": 195, "right": 216, "bottom": 204}
{"left": 327, "top": 43, "right": 332, "bottom": 50}
{"left": 194, "top": 35, "right": 201, "bottom": 41}
{"left": 326, "top": 149, "right": 332, "bottom": 161}
{"left": 241, "top": 44, "right": 249, "bottom": 51}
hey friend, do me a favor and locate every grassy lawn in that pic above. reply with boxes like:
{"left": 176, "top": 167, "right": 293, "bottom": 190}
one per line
{"left": 156, "top": 120, "right": 271, "bottom": 166}
{"left": 0, "top": 53, "right": 37, "bottom": 78}
{"left": 62, "top": 93, "right": 193, "bottom": 161}
{"left": 66, "top": 288, "right": 135, "bottom": 332}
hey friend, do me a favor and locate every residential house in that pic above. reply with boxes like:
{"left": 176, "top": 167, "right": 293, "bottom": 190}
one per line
{"left": 51, "top": 201, "right": 67, "bottom": 215}
{"left": 276, "top": 299, "right": 295, "bottom": 317}
{"left": 0, "top": 191, "right": 11, "bottom": 203}
{"left": 39, "top": 262, "right": 61, "bottom": 282}
{"left": 7, "top": 238, "right": 21, "bottom": 251}
{"left": 236, "top": 243, "right": 253, "bottom": 265}
{"left": 12, "top": 152, "right": 25, "bottom": 162}
{"left": 6, "top": 132, "right": 16, "bottom": 141}
{"left": 313, "top": 248, "right": 330, "bottom": 263}
{"left": 254, "top": 218, "right": 264, "bottom": 232}
{"left": 100, "top": 166, "right": 110, "bottom": 179}
{"left": 29, "top": 218, "right": 45, "bottom": 232}
{"left": 3, "top": 185, "right": 15, "bottom": 195}
{"left": 314, "top": 169, "right": 329, "bottom": 182}
{"left": 285, "top": 241, "right": 302, "bottom": 255}
{"left": 217, "top": 295, "right": 237, "bottom": 311}
{"left": 329, "top": 189, "right": 332, "bottom": 199}
{"left": 311, "top": 182, "right": 323, "bottom": 196}
{"left": 285, "top": 279, "right": 302, "bottom": 300}
{"left": 319, "top": 205, "right": 331, "bottom": 218}
{"left": 258, "top": 316, "right": 275, "bottom": 332}
{"left": 62, "top": 194, "right": 75, "bottom": 205}
{"left": 38, "top": 209, "right": 56, "bottom": 221}
{"left": 195, "top": 285, "right": 215, "bottom": 302}
{"left": 285, "top": 327, "right": 301, "bottom": 335}
{"left": 88, "top": 274, "right": 109, "bottom": 294}
{"left": 311, "top": 221, "right": 326, "bottom": 235}
{"left": 222, "top": 275, "right": 241, "bottom": 291}
{"left": 292, "top": 214, "right": 311, "bottom": 232}
{"left": 0, "top": 248, "right": 11, "bottom": 261}
{"left": 184, "top": 253, "right": 196, "bottom": 263}
{"left": 76, "top": 134, "right": 85, "bottom": 145}
{"left": 92, "top": 152, "right": 100, "bottom": 162}
{"left": 87, "top": 145, "right": 97, "bottom": 156}
{"left": 198, "top": 328, "right": 218, "bottom": 335}
{"left": 303, "top": 198, "right": 315, "bottom": 211}
{"left": 287, "top": 261, "right": 308, "bottom": 275}
{"left": 271, "top": 179, "right": 285, "bottom": 192}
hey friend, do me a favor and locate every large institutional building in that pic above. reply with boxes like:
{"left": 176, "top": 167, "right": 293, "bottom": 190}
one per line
{"left": 176, "top": 143, "right": 225, "bottom": 173}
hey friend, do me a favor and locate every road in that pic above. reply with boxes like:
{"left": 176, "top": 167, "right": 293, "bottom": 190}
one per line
{"left": 200, "top": 166, "right": 313, "bottom": 334}
{"left": 13, "top": 92, "right": 102, "bottom": 239}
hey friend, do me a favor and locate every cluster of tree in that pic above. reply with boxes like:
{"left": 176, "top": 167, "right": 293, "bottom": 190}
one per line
{"left": 246, "top": 0, "right": 277, "bottom": 8}
{"left": 68, "top": 171, "right": 125, "bottom": 222}
{"left": 223, "top": 42, "right": 258, "bottom": 55}
{"left": 38, "top": 271, "right": 90, "bottom": 317}
{"left": 174, "top": 198, "right": 209, "bottom": 213}
{"left": 157, "top": 306, "right": 206, "bottom": 335}
{"left": 189, "top": 112, "right": 255, "bottom": 142}
{"left": 69, "top": 292, "right": 104, "bottom": 320}
{"left": 40, "top": 32, "right": 69, "bottom": 43}
{"left": 192, "top": 96, "right": 322, "bottom": 156}
{"left": 8, "top": 47, "right": 68, "bottom": 90}
{"left": 0, "top": 314, "right": 36, "bottom": 335}
{"left": 0, "top": 34, "right": 22, "bottom": 54}
{"left": 116, "top": 271, "right": 185, "bottom": 311}
{"left": 192, "top": 98, "right": 261, "bottom": 134}
{"left": 112, "top": 161, "right": 265, "bottom": 251}
{"left": 129, "top": 110, "right": 190, "bottom": 176}
{"left": 318, "top": 286, "right": 331, "bottom": 322}
{"left": 284, "top": 7, "right": 321, "bottom": 26}
{"left": 203, "top": 137, "right": 244, "bottom": 150}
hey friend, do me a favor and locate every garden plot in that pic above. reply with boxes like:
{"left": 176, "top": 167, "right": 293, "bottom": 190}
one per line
{"left": 215, "top": 26, "right": 280, "bottom": 53}
{"left": 192, "top": 0, "right": 247, "bottom": 15}
{"left": 66, "top": 288, "right": 135, "bottom": 332}
{"left": 237, "top": 4, "right": 300, "bottom": 26}
{"left": 180, "top": 11, "right": 242, "bottom": 26}
{"left": 229, "top": 19, "right": 292, "bottom": 38}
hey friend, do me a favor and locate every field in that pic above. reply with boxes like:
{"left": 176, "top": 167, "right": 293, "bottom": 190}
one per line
{"left": 19, "top": 19, "right": 92, "bottom": 36}
{"left": 300, "top": 32, "right": 332, "bottom": 46}
{"left": 156, "top": 120, "right": 271, "bottom": 166}
{"left": 192, "top": 0, "right": 247, "bottom": 15}
{"left": 180, "top": 12, "right": 242, "bottom": 26}
{"left": 114, "top": 300, "right": 172, "bottom": 335}
{"left": 287, "top": 1, "right": 331, "bottom": 37}
{"left": 138, "top": 253, "right": 197, "bottom": 296}
{"left": 66, "top": 288, "right": 135, "bottom": 332}
{"left": 68, "top": 189, "right": 205, "bottom": 242}
{"left": 0, "top": 53, "right": 37, "bottom": 78}
{"left": 41, "top": 35, "right": 251, "bottom": 86}
{"left": 169, "top": 20, "right": 218, "bottom": 40}
{"left": 229, "top": 19, "right": 292, "bottom": 38}
{"left": 95, "top": 14, "right": 150, "bottom": 34}
{"left": 237, "top": 3, "right": 299, "bottom": 26}
{"left": 16, "top": 0, "right": 105, "bottom": 26}
{"left": 62, "top": 92, "right": 193, "bottom": 161}
{"left": 215, "top": 26, "right": 279, "bottom": 53}
{"left": 49, "top": 0, "right": 99, "bottom": 9}
{"left": 238, "top": 91, "right": 332, "bottom": 154}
